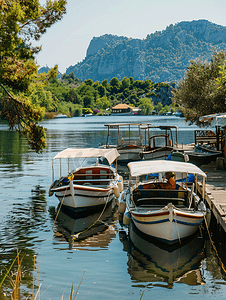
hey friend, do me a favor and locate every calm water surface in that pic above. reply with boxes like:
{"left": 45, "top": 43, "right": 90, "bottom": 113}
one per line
{"left": 0, "top": 115, "right": 226, "bottom": 299}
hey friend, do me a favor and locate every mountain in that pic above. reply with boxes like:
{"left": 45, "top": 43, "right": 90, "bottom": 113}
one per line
{"left": 66, "top": 20, "right": 226, "bottom": 83}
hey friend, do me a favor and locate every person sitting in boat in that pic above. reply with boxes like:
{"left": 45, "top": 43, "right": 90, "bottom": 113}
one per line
{"left": 164, "top": 172, "right": 176, "bottom": 189}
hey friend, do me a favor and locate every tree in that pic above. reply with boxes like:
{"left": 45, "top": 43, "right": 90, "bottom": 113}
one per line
{"left": 96, "top": 96, "right": 112, "bottom": 110}
{"left": 0, "top": 0, "right": 67, "bottom": 152}
{"left": 110, "top": 77, "right": 120, "bottom": 90}
{"left": 66, "top": 89, "right": 82, "bottom": 105}
{"left": 121, "top": 77, "right": 130, "bottom": 90}
{"left": 138, "top": 97, "right": 154, "bottom": 115}
{"left": 97, "top": 85, "right": 106, "bottom": 97}
{"left": 172, "top": 50, "right": 226, "bottom": 125}
{"left": 154, "top": 102, "right": 163, "bottom": 113}
{"left": 83, "top": 95, "right": 94, "bottom": 109}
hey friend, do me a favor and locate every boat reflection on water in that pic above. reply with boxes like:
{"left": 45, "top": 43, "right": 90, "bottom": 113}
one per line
{"left": 119, "top": 221, "right": 206, "bottom": 288}
{"left": 51, "top": 200, "right": 118, "bottom": 250}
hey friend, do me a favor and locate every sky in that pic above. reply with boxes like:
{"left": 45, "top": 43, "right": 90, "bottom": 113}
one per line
{"left": 35, "top": 0, "right": 226, "bottom": 74}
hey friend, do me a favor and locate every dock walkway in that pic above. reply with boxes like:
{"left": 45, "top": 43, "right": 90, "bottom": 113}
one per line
{"left": 198, "top": 161, "right": 226, "bottom": 232}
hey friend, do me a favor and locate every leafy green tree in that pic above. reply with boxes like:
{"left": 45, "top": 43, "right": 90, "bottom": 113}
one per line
{"left": 66, "top": 89, "right": 82, "bottom": 105}
{"left": 138, "top": 97, "right": 154, "bottom": 115}
{"left": 97, "top": 85, "right": 106, "bottom": 97}
{"left": 30, "top": 87, "right": 54, "bottom": 111}
{"left": 96, "top": 96, "right": 112, "bottom": 110}
{"left": 0, "top": 0, "right": 67, "bottom": 152}
{"left": 121, "top": 77, "right": 130, "bottom": 90}
{"left": 82, "top": 107, "right": 93, "bottom": 114}
{"left": 84, "top": 79, "right": 93, "bottom": 86}
{"left": 46, "top": 78, "right": 69, "bottom": 101}
{"left": 83, "top": 95, "right": 94, "bottom": 109}
{"left": 155, "top": 102, "right": 163, "bottom": 113}
{"left": 159, "top": 105, "right": 170, "bottom": 115}
{"left": 173, "top": 50, "right": 226, "bottom": 124}
{"left": 129, "top": 77, "right": 135, "bottom": 85}
{"left": 101, "top": 79, "right": 110, "bottom": 90}
{"left": 110, "top": 77, "right": 120, "bottom": 94}
{"left": 67, "top": 102, "right": 82, "bottom": 116}
{"left": 68, "top": 72, "right": 75, "bottom": 80}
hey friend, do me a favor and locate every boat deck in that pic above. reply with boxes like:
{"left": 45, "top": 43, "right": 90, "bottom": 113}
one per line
{"left": 198, "top": 161, "right": 226, "bottom": 232}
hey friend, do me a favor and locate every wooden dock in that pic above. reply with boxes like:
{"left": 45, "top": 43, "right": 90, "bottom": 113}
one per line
{"left": 197, "top": 161, "right": 226, "bottom": 232}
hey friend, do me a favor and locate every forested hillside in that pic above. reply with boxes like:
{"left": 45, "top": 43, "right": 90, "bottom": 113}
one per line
{"left": 66, "top": 20, "right": 226, "bottom": 83}
{"left": 40, "top": 74, "right": 175, "bottom": 117}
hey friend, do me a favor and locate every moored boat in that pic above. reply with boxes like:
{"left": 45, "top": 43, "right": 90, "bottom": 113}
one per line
{"left": 49, "top": 148, "right": 124, "bottom": 212}
{"left": 186, "top": 145, "right": 223, "bottom": 166}
{"left": 123, "top": 160, "right": 207, "bottom": 244}
{"left": 141, "top": 125, "right": 178, "bottom": 160}
{"left": 101, "top": 123, "right": 144, "bottom": 163}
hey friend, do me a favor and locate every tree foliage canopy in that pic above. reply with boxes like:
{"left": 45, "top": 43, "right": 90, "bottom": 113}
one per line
{"left": 0, "top": 0, "right": 67, "bottom": 152}
{"left": 43, "top": 74, "right": 174, "bottom": 116}
{"left": 172, "top": 50, "right": 226, "bottom": 125}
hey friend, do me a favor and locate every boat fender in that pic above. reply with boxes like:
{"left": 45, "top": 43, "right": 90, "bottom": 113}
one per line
{"left": 118, "top": 192, "right": 126, "bottom": 214}
{"left": 49, "top": 189, "right": 54, "bottom": 197}
{"left": 114, "top": 185, "right": 120, "bottom": 198}
{"left": 49, "top": 183, "right": 54, "bottom": 197}
{"left": 70, "top": 180, "right": 75, "bottom": 199}
{"left": 123, "top": 211, "right": 131, "bottom": 226}
{"left": 118, "top": 176, "right": 124, "bottom": 193}
{"left": 205, "top": 208, "right": 211, "bottom": 228}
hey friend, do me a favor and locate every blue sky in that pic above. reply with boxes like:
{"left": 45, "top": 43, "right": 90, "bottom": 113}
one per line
{"left": 35, "top": 0, "right": 226, "bottom": 73}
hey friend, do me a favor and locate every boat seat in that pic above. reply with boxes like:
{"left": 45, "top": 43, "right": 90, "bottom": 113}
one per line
{"left": 135, "top": 188, "right": 187, "bottom": 200}
{"left": 136, "top": 197, "right": 185, "bottom": 206}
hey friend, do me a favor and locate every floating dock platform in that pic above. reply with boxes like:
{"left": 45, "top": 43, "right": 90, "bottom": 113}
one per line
{"left": 198, "top": 160, "right": 226, "bottom": 232}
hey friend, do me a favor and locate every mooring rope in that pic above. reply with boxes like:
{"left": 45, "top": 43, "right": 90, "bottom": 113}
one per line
{"left": 204, "top": 215, "right": 226, "bottom": 274}
{"left": 52, "top": 188, "right": 67, "bottom": 232}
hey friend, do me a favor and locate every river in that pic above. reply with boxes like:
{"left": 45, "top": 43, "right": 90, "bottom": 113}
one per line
{"left": 0, "top": 115, "right": 226, "bottom": 300}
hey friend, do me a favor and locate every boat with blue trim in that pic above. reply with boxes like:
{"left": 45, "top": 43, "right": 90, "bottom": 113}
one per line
{"left": 123, "top": 160, "right": 207, "bottom": 244}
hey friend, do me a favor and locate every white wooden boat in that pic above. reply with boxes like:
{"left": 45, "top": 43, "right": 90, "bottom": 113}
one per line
{"left": 141, "top": 125, "right": 178, "bottom": 160}
{"left": 124, "top": 160, "right": 207, "bottom": 244}
{"left": 49, "top": 148, "right": 124, "bottom": 211}
{"left": 101, "top": 123, "right": 144, "bottom": 163}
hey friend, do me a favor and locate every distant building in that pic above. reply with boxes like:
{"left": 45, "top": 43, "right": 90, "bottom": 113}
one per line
{"left": 111, "top": 103, "right": 134, "bottom": 115}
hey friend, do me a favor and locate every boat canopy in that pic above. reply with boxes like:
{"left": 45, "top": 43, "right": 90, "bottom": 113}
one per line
{"left": 53, "top": 148, "right": 120, "bottom": 165}
{"left": 199, "top": 113, "right": 226, "bottom": 127}
{"left": 128, "top": 160, "right": 207, "bottom": 178}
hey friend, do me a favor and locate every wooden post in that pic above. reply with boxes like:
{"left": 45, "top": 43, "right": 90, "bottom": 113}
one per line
{"left": 224, "top": 126, "right": 226, "bottom": 158}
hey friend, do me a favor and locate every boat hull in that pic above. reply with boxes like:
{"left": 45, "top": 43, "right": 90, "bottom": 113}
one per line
{"left": 54, "top": 185, "right": 114, "bottom": 211}
{"left": 142, "top": 147, "right": 172, "bottom": 160}
{"left": 130, "top": 204, "right": 205, "bottom": 244}
{"left": 117, "top": 147, "right": 142, "bottom": 162}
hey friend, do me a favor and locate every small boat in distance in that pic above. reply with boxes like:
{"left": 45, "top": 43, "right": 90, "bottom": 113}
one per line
{"left": 186, "top": 145, "right": 223, "bottom": 166}
{"left": 124, "top": 160, "right": 207, "bottom": 244}
{"left": 49, "top": 148, "right": 124, "bottom": 212}
{"left": 55, "top": 113, "right": 67, "bottom": 118}
{"left": 141, "top": 125, "right": 178, "bottom": 160}
{"left": 101, "top": 123, "right": 144, "bottom": 163}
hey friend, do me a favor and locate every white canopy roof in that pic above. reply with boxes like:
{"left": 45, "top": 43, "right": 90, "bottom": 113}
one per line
{"left": 53, "top": 148, "right": 120, "bottom": 165}
{"left": 128, "top": 160, "right": 207, "bottom": 178}
{"left": 199, "top": 113, "right": 226, "bottom": 127}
